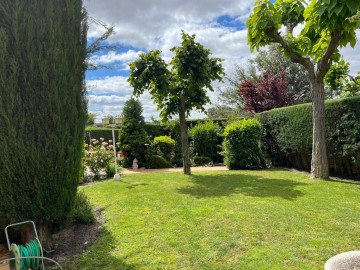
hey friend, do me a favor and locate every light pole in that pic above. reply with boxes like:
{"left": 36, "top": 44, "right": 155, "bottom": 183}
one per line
{"left": 109, "top": 124, "right": 120, "bottom": 181}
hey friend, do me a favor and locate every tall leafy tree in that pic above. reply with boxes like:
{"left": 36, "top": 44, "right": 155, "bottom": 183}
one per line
{"left": 118, "top": 98, "right": 149, "bottom": 168}
{"left": 128, "top": 32, "right": 224, "bottom": 175}
{"left": 0, "top": 0, "right": 87, "bottom": 242}
{"left": 247, "top": 0, "right": 360, "bottom": 179}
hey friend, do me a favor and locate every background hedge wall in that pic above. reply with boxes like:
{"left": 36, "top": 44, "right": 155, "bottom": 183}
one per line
{"left": 256, "top": 96, "right": 360, "bottom": 178}
{"left": 85, "top": 127, "right": 120, "bottom": 144}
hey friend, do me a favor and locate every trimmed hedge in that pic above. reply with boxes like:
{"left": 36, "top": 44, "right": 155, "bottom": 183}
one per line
{"left": 144, "top": 123, "right": 167, "bottom": 139}
{"left": 85, "top": 127, "right": 120, "bottom": 144}
{"left": 189, "top": 121, "right": 221, "bottom": 160}
{"left": 256, "top": 96, "right": 360, "bottom": 177}
{"left": 222, "top": 119, "right": 264, "bottom": 169}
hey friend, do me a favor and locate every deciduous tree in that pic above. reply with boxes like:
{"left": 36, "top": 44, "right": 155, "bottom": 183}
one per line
{"left": 219, "top": 44, "right": 311, "bottom": 110}
{"left": 239, "top": 70, "right": 291, "bottom": 113}
{"left": 128, "top": 32, "right": 224, "bottom": 175}
{"left": 247, "top": 0, "right": 360, "bottom": 179}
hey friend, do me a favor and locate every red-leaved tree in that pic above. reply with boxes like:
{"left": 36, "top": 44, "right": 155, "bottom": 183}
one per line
{"left": 238, "top": 70, "right": 298, "bottom": 113}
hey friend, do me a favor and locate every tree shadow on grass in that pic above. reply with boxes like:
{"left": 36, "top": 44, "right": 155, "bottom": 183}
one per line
{"left": 177, "top": 173, "right": 307, "bottom": 200}
{"left": 60, "top": 227, "right": 140, "bottom": 270}
{"left": 120, "top": 181, "right": 149, "bottom": 189}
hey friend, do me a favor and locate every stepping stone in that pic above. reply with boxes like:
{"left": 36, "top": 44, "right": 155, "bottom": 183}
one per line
{"left": 325, "top": 251, "right": 360, "bottom": 270}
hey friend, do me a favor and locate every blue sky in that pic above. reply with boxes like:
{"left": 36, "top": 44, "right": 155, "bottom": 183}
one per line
{"left": 84, "top": 0, "right": 360, "bottom": 122}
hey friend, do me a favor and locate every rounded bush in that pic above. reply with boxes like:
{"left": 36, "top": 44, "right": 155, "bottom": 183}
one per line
{"left": 148, "top": 155, "right": 172, "bottom": 169}
{"left": 153, "top": 136, "right": 176, "bottom": 159}
{"left": 222, "top": 119, "right": 264, "bottom": 169}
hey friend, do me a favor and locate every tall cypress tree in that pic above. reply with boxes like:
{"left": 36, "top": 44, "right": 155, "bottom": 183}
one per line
{"left": 0, "top": 0, "right": 87, "bottom": 241}
{"left": 118, "top": 98, "right": 149, "bottom": 168}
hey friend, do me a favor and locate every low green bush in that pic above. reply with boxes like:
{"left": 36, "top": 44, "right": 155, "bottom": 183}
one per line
{"left": 105, "top": 163, "right": 122, "bottom": 178}
{"left": 222, "top": 119, "right": 264, "bottom": 169}
{"left": 153, "top": 136, "right": 176, "bottom": 158}
{"left": 194, "top": 156, "right": 212, "bottom": 166}
{"left": 71, "top": 191, "right": 95, "bottom": 224}
{"left": 148, "top": 155, "right": 172, "bottom": 169}
{"left": 106, "top": 163, "right": 116, "bottom": 177}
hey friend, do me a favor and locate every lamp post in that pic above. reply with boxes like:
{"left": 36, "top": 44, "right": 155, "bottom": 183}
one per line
{"left": 109, "top": 124, "right": 120, "bottom": 181}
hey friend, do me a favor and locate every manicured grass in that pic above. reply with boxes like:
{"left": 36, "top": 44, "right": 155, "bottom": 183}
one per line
{"left": 63, "top": 169, "right": 360, "bottom": 269}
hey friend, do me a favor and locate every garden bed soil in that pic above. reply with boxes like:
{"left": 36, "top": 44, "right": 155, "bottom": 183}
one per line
{"left": 48, "top": 208, "right": 105, "bottom": 264}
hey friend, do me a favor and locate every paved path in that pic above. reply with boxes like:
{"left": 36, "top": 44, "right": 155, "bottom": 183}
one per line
{"left": 123, "top": 166, "right": 228, "bottom": 174}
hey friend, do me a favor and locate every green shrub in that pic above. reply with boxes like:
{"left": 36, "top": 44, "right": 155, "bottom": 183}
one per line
{"left": 256, "top": 96, "right": 360, "bottom": 176}
{"left": 162, "top": 119, "right": 226, "bottom": 166}
{"left": 71, "top": 191, "right": 95, "bottom": 224}
{"left": 105, "top": 163, "right": 116, "bottom": 177}
{"left": 194, "top": 156, "right": 212, "bottom": 166}
{"left": 190, "top": 121, "right": 221, "bottom": 160}
{"left": 148, "top": 155, "right": 172, "bottom": 169}
{"left": 105, "top": 163, "right": 122, "bottom": 178}
{"left": 222, "top": 119, "right": 264, "bottom": 169}
{"left": 153, "top": 136, "right": 176, "bottom": 159}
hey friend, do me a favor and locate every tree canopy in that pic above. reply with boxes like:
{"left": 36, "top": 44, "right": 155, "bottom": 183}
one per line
{"left": 325, "top": 58, "right": 360, "bottom": 97}
{"left": 129, "top": 32, "right": 224, "bottom": 120}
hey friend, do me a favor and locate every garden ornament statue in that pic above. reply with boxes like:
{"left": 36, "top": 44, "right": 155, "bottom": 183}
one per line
{"left": 132, "top": 158, "right": 138, "bottom": 170}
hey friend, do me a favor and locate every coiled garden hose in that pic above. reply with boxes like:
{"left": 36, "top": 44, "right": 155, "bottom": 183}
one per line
{"left": 10, "top": 239, "right": 43, "bottom": 270}
{"left": 1, "top": 256, "right": 63, "bottom": 270}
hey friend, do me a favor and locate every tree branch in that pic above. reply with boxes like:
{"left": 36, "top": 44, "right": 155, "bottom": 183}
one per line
{"left": 317, "top": 31, "right": 342, "bottom": 81}
{"left": 265, "top": 28, "right": 315, "bottom": 80}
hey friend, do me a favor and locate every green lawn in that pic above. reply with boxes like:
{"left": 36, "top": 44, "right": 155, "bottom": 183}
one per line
{"left": 63, "top": 169, "right": 360, "bottom": 269}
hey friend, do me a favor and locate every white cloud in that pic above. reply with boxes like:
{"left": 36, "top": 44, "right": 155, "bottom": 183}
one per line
{"left": 84, "top": 0, "right": 360, "bottom": 121}
{"left": 90, "top": 50, "right": 145, "bottom": 70}
{"left": 85, "top": 0, "right": 254, "bottom": 48}
{"left": 86, "top": 76, "right": 133, "bottom": 95}
{"left": 340, "top": 29, "right": 360, "bottom": 75}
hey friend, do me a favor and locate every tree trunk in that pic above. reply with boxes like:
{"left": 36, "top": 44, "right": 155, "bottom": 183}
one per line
{"left": 179, "top": 97, "right": 191, "bottom": 175}
{"left": 36, "top": 221, "right": 52, "bottom": 250}
{"left": 310, "top": 81, "right": 329, "bottom": 179}
{"left": 20, "top": 221, "right": 52, "bottom": 249}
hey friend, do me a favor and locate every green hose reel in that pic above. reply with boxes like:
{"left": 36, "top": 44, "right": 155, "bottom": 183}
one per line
{"left": 10, "top": 239, "right": 43, "bottom": 270}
